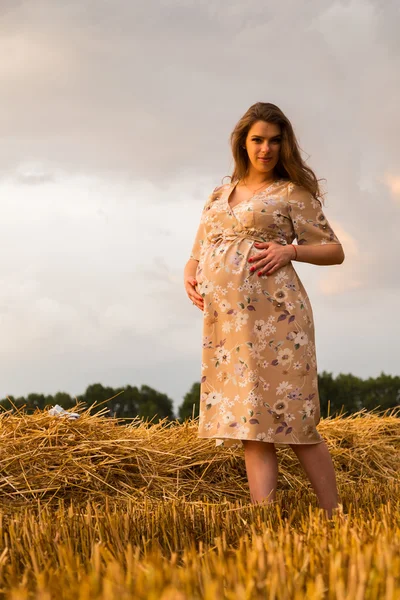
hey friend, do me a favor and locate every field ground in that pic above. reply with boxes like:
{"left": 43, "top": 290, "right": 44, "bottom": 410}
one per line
{"left": 0, "top": 405, "right": 398, "bottom": 598}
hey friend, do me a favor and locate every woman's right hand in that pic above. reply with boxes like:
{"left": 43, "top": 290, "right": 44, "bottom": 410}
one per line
{"left": 184, "top": 276, "right": 204, "bottom": 311}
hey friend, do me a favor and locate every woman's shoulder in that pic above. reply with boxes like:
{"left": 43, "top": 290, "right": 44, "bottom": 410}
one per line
{"left": 209, "top": 182, "right": 230, "bottom": 201}
{"left": 212, "top": 182, "right": 230, "bottom": 194}
{"left": 285, "top": 181, "right": 323, "bottom": 209}
{"left": 285, "top": 180, "right": 311, "bottom": 199}
{"left": 281, "top": 179, "right": 296, "bottom": 191}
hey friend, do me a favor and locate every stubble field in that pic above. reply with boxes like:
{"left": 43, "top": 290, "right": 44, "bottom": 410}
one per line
{"left": 0, "top": 405, "right": 399, "bottom": 599}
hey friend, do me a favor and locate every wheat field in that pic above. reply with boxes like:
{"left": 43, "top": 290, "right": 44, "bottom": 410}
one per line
{"left": 0, "top": 404, "right": 399, "bottom": 599}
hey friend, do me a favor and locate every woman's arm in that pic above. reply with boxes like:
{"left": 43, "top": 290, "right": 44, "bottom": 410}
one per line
{"left": 286, "top": 182, "right": 344, "bottom": 266}
{"left": 251, "top": 183, "right": 345, "bottom": 276}
{"left": 251, "top": 240, "right": 344, "bottom": 276}
{"left": 293, "top": 243, "right": 345, "bottom": 266}
{"left": 183, "top": 258, "right": 203, "bottom": 310}
{"left": 184, "top": 258, "right": 199, "bottom": 279}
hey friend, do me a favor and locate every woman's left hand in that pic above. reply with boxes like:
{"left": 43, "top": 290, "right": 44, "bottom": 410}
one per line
{"left": 248, "top": 241, "right": 296, "bottom": 276}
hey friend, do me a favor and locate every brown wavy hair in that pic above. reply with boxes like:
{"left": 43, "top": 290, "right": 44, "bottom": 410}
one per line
{"left": 221, "top": 102, "right": 326, "bottom": 205}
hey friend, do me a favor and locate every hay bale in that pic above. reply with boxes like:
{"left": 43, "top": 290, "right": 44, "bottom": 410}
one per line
{"left": 0, "top": 404, "right": 398, "bottom": 506}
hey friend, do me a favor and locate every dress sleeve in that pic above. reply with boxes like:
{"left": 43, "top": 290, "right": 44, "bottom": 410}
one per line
{"left": 287, "top": 183, "right": 342, "bottom": 246}
{"left": 189, "top": 186, "right": 221, "bottom": 261}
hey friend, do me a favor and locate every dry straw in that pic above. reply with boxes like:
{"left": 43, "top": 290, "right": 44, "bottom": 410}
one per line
{"left": 0, "top": 402, "right": 398, "bottom": 507}
{"left": 0, "top": 490, "right": 399, "bottom": 599}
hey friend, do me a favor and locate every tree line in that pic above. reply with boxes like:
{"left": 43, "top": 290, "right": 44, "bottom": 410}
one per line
{"left": 1, "top": 371, "right": 399, "bottom": 422}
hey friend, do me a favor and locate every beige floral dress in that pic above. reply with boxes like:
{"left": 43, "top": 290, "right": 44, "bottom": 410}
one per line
{"left": 190, "top": 179, "right": 342, "bottom": 448}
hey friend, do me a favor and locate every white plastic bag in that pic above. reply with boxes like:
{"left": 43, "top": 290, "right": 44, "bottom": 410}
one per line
{"left": 48, "top": 404, "right": 80, "bottom": 420}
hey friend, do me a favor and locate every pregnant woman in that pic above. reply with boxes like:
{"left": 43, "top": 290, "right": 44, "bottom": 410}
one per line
{"left": 183, "top": 102, "right": 345, "bottom": 518}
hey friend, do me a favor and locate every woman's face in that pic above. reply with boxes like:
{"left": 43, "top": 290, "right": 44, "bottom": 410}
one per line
{"left": 243, "top": 120, "right": 282, "bottom": 177}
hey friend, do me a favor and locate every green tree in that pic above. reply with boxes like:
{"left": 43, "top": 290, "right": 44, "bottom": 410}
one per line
{"left": 317, "top": 372, "right": 364, "bottom": 417}
{"left": 26, "top": 393, "right": 48, "bottom": 410}
{"left": 362, "top": 372, "right": 400, "bottom": 411}
{"left": 334, "top": 373, "right": 364, "bottom": 414}
{"left": 53, "top": 392, "right": 75, "bottom": 409}
{"left": 0, "top": 395, "right": 17, "bottom": 411}
{"left": 179, "top": 382, "right": 200, "bottom": 421}
{"left": 136, "top": 385, "right": 175, "bottom": 420}
{"left": 318, "top": 371, "right": 338, "bottom": 417}
{"left": 81, "top": 383, "right": 117, "bottom": 414}
{"left": 78, "top": 383, "right": 175, "bottom": 421}
{"left": 111, "top": 385, "right": 140, "bottom": 419}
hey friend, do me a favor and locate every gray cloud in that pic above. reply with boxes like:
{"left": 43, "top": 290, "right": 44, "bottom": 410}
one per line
{"left": 0, "top": 0, "right": 399, "bottom": 407}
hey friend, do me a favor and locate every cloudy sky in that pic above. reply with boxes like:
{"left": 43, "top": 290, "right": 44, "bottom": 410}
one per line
{"left": 1, "top": 0, "right": 399, "bottom": 414}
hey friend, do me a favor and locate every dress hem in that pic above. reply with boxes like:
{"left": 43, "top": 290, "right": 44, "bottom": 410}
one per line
{"left": 198, "top": 434, "right": 325, "bottom": 446}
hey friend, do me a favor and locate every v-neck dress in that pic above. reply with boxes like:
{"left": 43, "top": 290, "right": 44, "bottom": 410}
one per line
{"left": 189, "top": 179, "right": 342, "bottom": 447}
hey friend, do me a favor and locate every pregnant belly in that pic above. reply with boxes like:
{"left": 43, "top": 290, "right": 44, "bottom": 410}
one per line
{"left": 196, "top": 239, "right": 306, "bottom": 308}
{"left": 197, "top": 238, "right": 255, "bottom": 283}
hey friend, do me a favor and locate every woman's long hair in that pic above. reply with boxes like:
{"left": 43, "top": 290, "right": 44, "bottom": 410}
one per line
{"left": 221, "top": 102, "right": 326, "bottom": 204}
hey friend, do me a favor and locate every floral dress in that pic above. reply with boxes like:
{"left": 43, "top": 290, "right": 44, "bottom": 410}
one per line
{"left": 190, "top": 179, "right": 342, "bottom": 447}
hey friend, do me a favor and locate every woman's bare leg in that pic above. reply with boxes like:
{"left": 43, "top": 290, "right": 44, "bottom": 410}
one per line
{"left": 289, "top": 440, "right": 340, "bottom": 518}
{"left": 242, "top": 440, "right": 278, "bottom": 504}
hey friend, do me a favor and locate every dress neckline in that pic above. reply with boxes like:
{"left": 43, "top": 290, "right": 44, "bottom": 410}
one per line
{"left": 226, "top": 178, "right": 284, "bottom": 211}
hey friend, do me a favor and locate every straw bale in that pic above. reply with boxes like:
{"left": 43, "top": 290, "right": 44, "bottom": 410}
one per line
{"left": 0, "top": 404, "right": 398, "bottom": 506}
